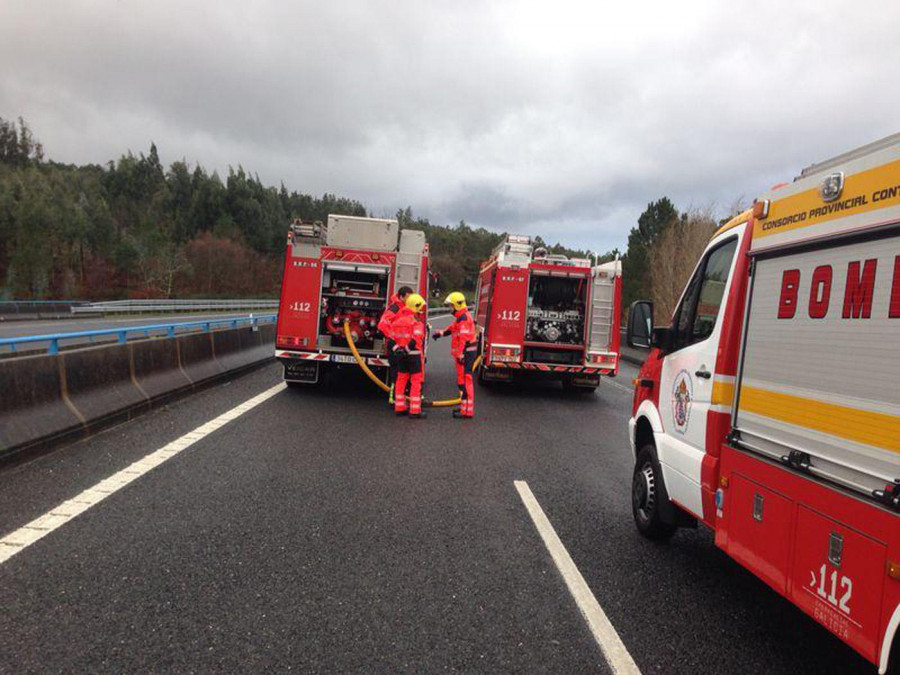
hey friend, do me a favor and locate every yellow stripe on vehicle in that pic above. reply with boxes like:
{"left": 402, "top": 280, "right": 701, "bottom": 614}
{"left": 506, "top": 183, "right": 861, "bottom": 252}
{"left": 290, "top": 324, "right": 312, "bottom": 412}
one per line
{"left": 754, "top": 158, "right": 900, "bottom": 240}
{"left": 712, "top": 380, "right": 735, "bottom": 407}
{"left": 739, "top": 385, "right": 900, "bottom": 454}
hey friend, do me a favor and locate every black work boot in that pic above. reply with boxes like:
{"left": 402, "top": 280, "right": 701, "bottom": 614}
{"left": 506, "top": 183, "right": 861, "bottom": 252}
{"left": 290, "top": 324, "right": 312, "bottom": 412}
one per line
{"left": 409, "top": 411, "right": 427, "bottom": 419}
{"left": 452, "top": 410, "right": 472, "bottom": 419}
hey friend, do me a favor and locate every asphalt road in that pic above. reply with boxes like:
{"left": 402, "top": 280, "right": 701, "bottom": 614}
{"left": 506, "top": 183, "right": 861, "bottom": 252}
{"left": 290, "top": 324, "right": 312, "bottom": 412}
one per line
{"left": 0, "top": 316, "right": 873, "bottom": 673}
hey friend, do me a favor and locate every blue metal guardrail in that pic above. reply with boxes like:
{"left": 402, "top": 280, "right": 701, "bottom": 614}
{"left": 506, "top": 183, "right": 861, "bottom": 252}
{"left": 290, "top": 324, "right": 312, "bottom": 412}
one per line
{"left": 0, "top": 314, "right": 277, "bottom": 355}
{"left": 70, "top": 299, "right": 278, "bottom": 314}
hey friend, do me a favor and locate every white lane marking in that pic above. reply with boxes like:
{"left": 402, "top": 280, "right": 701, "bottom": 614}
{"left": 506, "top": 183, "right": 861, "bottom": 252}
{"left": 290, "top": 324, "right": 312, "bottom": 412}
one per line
{"left": 0, "top": 382, "right": 286, "bottom": 565}
{"left": 514, "top": 480, "right": 641, "bottom": 675}
{"left": 604, "top": 378, "right": 633, "bottom": 394}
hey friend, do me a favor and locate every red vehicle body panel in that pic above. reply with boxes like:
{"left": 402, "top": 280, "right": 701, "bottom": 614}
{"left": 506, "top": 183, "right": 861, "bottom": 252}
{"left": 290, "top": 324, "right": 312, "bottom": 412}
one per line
{"left": 275, "top": 253, "right": 322, "bottom": 350}
{"left": 717, "top": 444, "right": 900, "bottom": 665}
{"left": 482, "top": 265, "right": 528, "bottom": 349}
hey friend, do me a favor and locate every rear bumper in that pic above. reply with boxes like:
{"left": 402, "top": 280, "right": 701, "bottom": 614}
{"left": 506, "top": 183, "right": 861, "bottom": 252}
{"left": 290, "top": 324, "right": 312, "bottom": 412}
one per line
{"left": 487, "top": 361, "right": 612, "bottom": 376}
{"left": 275, "top": 349, "right": 389, "bottom": 367}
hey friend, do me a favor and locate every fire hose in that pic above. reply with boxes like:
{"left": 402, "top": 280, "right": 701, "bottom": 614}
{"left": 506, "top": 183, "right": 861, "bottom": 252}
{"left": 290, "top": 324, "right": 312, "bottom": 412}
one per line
{"left": 343, "top": 320, "right": 481, "bottom": 408}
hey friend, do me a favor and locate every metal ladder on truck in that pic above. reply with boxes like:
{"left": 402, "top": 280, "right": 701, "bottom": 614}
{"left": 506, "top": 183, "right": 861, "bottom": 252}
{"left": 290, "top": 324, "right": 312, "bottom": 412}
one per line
{"left": 588, "top": 270, "right": 615, "bottom": 351}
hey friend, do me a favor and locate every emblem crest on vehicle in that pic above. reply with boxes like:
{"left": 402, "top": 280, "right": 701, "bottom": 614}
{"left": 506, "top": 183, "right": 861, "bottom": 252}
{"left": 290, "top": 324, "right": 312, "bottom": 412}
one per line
{"left": 671, "top": 370, "right": 693, "bottom": 433}
{"left": 821, "top": 172, "right": 844, "bottom": 202}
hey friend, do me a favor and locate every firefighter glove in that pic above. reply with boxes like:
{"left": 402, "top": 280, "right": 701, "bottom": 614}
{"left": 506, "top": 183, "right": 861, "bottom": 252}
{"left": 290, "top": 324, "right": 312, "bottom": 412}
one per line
{"left": 432, "top": 331, "right": 442, "bottom": 341}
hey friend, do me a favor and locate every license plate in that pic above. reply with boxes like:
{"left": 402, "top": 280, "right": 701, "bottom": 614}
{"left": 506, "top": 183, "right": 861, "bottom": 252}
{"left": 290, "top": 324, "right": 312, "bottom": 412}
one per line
{"left": 332, "top": 354, "right": 357, "bottom": 364}
{"left": 572, "top": 375, "right": 600, "bottom": 386}
{"left": 284, "top": 360, "right": 319, "bottom": 383}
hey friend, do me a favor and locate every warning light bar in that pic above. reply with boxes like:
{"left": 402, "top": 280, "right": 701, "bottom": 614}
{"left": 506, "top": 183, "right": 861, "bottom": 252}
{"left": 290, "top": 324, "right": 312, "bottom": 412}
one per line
{"left": 752, "top": 199, "right": 770, "bottom": 220}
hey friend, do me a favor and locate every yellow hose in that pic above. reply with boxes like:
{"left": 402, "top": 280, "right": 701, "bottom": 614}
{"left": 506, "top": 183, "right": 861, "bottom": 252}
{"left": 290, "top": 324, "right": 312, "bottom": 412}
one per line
{"left": 343, "top": 321, "right": 391, "bottom": 393}
{"left": 342, "top": 320, "right": 481, "bottom": 407}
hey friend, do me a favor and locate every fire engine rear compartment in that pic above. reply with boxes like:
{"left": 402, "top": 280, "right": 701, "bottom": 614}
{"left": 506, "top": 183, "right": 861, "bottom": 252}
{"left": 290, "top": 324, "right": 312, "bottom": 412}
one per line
{"left": 523, "top": 272, "right": 588, "bottom": 365}
{"left": 319, "top": 262, "right": 390, "bottom": 353}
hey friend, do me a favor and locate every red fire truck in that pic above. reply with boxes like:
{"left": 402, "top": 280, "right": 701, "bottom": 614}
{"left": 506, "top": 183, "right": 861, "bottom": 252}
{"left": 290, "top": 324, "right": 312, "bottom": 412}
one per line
{"left": 275, "top": 215, "right": 429, "bottom": 385}
{"left": 475, "top": 234, "right": 622, "bottom": 392}
{"left": 626, "top": 134, "right": 900, "bottom": 672}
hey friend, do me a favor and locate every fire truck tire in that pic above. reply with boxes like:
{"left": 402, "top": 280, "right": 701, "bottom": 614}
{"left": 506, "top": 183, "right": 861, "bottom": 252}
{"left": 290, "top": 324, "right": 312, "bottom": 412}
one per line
{"left": 562, "top": 378, "right": 597, "bottom": 394}
{"left": 887, "top": 634, "right": 900, "bottom": 675}
{"left": 286, "top": 379, "right": 321, "bottom": 389}
{"left": 632, "top": 445, "right": 677, "bottom": 541}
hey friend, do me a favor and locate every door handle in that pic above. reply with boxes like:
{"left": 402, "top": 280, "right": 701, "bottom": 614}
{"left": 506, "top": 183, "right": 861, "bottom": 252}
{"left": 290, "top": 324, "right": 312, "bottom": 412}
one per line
{"left": 695, "top": 369, "right": 711, "bottom": 379}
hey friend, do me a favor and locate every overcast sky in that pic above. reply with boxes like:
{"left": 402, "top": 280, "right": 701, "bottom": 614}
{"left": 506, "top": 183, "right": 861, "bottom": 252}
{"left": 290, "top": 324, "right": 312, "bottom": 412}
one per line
{"left": 2, "top": 0, "right": 898, "bottom": 253}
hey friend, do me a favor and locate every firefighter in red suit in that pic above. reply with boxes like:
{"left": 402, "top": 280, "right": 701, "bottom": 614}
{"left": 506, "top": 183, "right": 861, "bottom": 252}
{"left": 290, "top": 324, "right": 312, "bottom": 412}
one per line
{"left": 433, "top": 291, "right": 476, "bottom": 419}
{"left": 392, "top": 293, "right": 427, "bottom": 418}
{"left": 377, "top": 285, "right": 413, "bottom": 403}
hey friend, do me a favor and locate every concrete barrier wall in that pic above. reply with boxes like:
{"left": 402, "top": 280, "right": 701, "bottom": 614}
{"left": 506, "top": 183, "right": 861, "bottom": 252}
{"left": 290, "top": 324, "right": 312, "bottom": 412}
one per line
{"left": 0, "top": 354, "right": 83, "bottom": 451}
{"left": 62, "top": 344, "right": 149, "bottom": 428}
{"left": 0, "top": 324, "right": 274, "bottom": 462}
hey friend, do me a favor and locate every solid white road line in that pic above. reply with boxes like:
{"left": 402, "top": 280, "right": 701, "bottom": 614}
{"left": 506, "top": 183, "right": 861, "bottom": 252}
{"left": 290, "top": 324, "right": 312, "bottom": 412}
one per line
{"left": 0, "top": 382, "right": 286, "bottom": 565}
{"left": 514, "top": 480, "right": 641, "bottom": 675}
{"left": 604, "top": 378, "right": 633, "bottom": 394}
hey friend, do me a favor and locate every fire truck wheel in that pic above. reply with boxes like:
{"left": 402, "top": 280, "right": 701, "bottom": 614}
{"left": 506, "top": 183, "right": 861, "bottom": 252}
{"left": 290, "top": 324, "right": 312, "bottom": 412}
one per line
{"left": 887, "top": 635, "right": 900, "bottom": 675}
{"left": 632, "top": 445, "right": 677, "bottom": 541}
{"left": 562, "top": 378, "right": 597, "bottom": 394}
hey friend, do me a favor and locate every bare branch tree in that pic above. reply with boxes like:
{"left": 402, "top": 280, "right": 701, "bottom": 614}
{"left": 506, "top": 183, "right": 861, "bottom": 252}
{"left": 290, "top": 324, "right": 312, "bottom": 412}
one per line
{"left": 648, "top": 207, "right": 718, "bottom": 322}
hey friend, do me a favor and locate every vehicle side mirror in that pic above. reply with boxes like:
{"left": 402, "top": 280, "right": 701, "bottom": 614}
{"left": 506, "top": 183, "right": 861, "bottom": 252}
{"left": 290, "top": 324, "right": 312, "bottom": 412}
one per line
{"left": 626, "top": 301, "right": 653, "bottom": 349}
{"left": 651, "top": 326, "right": 674, "bottom": 353}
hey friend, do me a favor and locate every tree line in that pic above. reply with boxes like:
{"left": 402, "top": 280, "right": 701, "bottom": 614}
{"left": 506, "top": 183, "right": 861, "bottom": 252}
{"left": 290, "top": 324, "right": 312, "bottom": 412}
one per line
{"left": 623, "top": 197, "right": 746, "bottom": 322}
{"left": 0, "top": 117, "right": 367, "bottom": 299}
{"left": 0, "top": 116, "right": 727, "bottom": 310}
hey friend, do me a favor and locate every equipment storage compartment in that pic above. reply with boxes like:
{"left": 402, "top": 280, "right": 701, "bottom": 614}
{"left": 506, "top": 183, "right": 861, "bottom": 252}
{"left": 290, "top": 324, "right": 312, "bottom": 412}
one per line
{"left": 732, "top": 228, "right": 900, "bottom": 499}
{"left": 790, "top": 505, "right": 886, "bottom": 662}
{"left": 319, "top": 261, "right": 389, "bottom": 350}
{"left": 325, "top": 215, "right": 399, "bottom": 252}
{"left": 525, "top": 269, "right": 588, "bottom": 347}
{"left": 725, "top": 474, "right": 794, "bottom": 594}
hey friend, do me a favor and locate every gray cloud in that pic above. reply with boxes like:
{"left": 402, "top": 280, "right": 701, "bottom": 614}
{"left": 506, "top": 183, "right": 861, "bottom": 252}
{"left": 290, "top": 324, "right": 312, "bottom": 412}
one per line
{"left": 2, "top": 0, "right": 898, "bottom": 253}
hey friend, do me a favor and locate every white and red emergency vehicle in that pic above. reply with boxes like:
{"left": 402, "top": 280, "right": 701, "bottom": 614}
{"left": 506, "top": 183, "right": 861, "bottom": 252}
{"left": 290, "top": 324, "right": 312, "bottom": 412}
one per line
{"left": 476, "top": 234, "right": 622, "bottom": 391}
{"left": 626, "top": 134, "right": 900, "bottom": 672}
{"left": 275, "top": 215, "right": 429, "bottom": 385}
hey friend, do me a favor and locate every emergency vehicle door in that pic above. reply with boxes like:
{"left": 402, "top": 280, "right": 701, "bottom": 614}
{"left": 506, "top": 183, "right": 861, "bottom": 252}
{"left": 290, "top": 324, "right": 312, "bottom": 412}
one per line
{"left": 657, "top": 229, "right": 741, "bottom": 518}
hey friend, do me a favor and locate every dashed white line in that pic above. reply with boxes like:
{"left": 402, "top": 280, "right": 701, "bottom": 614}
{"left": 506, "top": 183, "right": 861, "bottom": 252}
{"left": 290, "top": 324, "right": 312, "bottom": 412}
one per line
{"left": 514, "top": 480, "right": 641, "bottom": 675}
{"left": 0, "top": 382, "right": 286, "bottom": 565}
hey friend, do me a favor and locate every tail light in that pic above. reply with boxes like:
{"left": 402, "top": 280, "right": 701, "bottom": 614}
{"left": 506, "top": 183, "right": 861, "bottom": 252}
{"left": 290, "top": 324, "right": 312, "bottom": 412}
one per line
{"left": 276, "top": 335, "right": 308, "bottom": 348}
{"left": 490, "top": 345, "right": 521, "bottom": 363}
{"left": 588, "top": 352, "right": 617, "bottom": 366}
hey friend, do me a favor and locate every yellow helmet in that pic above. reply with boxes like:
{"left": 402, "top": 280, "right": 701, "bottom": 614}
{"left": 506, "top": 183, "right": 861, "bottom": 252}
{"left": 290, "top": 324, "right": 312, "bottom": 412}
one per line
{"left": 405, "top": 293, "right": 427, "bottom": 313}
{"left": 444, "top": 291, "right": 467, "bottom": 311}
